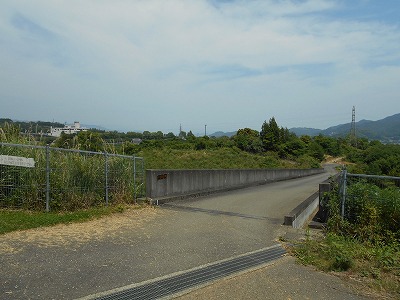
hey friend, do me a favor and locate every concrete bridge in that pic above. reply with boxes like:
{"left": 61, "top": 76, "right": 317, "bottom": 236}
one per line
{"left": 0, "top": 166, "right": 339, "bottom": 299}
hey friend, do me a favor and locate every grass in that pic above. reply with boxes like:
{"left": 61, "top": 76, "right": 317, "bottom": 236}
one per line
{"left": 292, "top": 233, "right": 400, "bottom": 297}
{"left": 0, "top": 204, "right": 136, "bottom": 235}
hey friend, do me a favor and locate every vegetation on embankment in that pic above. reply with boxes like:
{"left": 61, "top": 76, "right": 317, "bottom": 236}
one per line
{"left": 1, "top": 117, "right": 400, "bottom": 236}
{"left": 294, "top": 233, "right": 400, "bottom": 297}
{"left": 293, "top": 176, "right": 400, "bottom": 297}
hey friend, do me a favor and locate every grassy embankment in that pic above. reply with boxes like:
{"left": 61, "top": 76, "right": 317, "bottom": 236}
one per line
{"left": 291, "top": 181, "right": 400, "bottom": 297}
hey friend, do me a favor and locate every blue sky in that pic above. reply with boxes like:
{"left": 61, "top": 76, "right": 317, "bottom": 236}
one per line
{"left": 1, "top": 0, "right": 399, "bottom": 134}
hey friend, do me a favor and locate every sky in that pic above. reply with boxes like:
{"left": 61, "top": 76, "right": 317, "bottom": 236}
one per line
{"left": 1, "top": 0, "right": 400, "bottom": 134}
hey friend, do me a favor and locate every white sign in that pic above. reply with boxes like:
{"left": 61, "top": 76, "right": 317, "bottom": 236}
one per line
{"left": 0, "top": 155, "right": 35, "bottom": 168}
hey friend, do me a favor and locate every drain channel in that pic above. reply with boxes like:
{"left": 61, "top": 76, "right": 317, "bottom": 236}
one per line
{"left": 84, "top": 245, "right": 285, "bottom": 300}
{"left": 162, "top": 203, "right": 278, "bottom": 222}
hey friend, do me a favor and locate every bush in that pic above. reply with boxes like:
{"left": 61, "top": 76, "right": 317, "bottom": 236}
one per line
{"left": 327, "top": 180, "right": 400, "bottom": 244}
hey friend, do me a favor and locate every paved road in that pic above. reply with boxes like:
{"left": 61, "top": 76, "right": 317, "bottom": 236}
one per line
{"left": 1, "top": 167, "right": 336, "bottom": 299}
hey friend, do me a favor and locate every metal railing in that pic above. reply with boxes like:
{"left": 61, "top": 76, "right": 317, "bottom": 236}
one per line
{"left": 338, "top": 168, "right": 400, "bottom": 219}
{"left": 0, "top": 142, "right": 144, "bottom": 211}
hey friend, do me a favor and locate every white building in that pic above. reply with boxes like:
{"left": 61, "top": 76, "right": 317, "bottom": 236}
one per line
{"left": 50, "top": 121, "right": 87, "bottom": 137}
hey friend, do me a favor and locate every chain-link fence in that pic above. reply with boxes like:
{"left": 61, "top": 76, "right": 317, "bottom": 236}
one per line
{"left": 338, "top": 169, "right": 400, "bottom": 220}
{"left": 0, "top": 142, "right": 144, "bottom": 211}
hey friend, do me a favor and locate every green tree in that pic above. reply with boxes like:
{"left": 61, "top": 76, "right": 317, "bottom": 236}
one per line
{"left": 179, "top": 130, "right": 187, "bottom": 139}
{"left": 195, "top": 139, "right": 207, "bottom": 150}
{"left": 126, "top": 131, "right": 143, "bottom": 139}
{"left": 307, "top": 141, "right": 324, "bottom": 161}
{"left": 185, "top": 131, "right": 195, "bottom": 142}
{"left": 53, "top": 131, "right": 104, "bottom": 152}
{"left": 314, "top": 135, "right": 341, "bottom": 156}
{"left": 155, "top": 131, "right": 164, "bottom": 140}
{"left": 76, "top": 131, "right": 104, "bottom": 152}
{"left": 53, "top": 132, "right": 72, "bottom": 148}
{"left": 300, "top": 135, "right": 312, "bottom": 145}
{"left": 165, "top": 132, "right": 175, "bottom": 139}
{"left": 280, "top": 138, "right": 306, "bottom": 158}
{"left": 260, "top": 117, "right": 281, "bottom": 152}
{"left": 234, "top": 128, "right": 262, "bottom": 153}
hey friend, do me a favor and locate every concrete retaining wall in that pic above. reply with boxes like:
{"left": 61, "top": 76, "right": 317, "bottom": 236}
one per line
{"left": 146, "top": 168, "right": 324, "bottom": 202}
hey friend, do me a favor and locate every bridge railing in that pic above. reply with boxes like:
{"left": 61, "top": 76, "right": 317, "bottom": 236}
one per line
{"left": 146, "top": 168, "right": 325, "bottom": 204}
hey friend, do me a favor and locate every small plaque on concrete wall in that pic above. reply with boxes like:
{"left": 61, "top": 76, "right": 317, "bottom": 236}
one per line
{"left": 157, "top": 174, "right": 168, "bottom": 180}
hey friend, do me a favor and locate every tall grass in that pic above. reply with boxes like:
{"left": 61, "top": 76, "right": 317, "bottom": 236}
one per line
{"left": 0, "top": 146, "right": 142, "bottom": 211}
{"left": 1, "top": 124, "right": 143, "bottom": 211}
{"left": 327, "top": 180, "right": 400, "bottom": 244}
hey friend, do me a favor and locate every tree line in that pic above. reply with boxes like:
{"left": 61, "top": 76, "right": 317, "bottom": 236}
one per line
{"left": 1, "top": 117, "right": 399, "bottom": 176}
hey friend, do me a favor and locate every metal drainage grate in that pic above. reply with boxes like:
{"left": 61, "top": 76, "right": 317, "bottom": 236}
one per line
{"left": 162, "top": 203, "right": 279, "bottom": 222}
{"left": 94, "top": 245, "right": 285, "bottom": 300}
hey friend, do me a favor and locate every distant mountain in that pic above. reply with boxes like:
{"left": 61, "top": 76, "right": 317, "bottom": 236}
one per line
{"left": 209, "top": 131, "right": 236, "bottom": 138}
{"left": 290, "top": 113, "right": 400, "bottom": 143}
{"left": 289, "top": 127, "right": 322, "bottom": 137}
{"left": 81, "top": 124, "right": 109, "bottom": 131}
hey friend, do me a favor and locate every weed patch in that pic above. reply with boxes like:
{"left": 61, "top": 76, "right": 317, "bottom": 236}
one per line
{"left": 292, "top": 233, "right": 400, "bottom": 297}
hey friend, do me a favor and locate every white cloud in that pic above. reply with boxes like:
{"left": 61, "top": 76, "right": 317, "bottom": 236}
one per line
{"left": 0, "top": 0, "right": 399, "bottom": 132}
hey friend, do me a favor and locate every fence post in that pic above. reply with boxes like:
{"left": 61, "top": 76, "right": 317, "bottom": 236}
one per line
{"left": 45, "top": 145, "right": 50, "bottom": 212}
{"left": 133, "top": 155, "right": 137, "bottom": 204}
{"left": 104, "top": 151, "right": 109, "bottom": 206}
{"left": 341, "top": 168, "right": 347, "bottom": 219}
{"left": 141, "top": 158, "right": 144, "bottom": 199}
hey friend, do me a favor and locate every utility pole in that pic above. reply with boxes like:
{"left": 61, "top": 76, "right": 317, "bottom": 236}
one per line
{"left": 205, "top": 124, "right": 207, "bottom": 137}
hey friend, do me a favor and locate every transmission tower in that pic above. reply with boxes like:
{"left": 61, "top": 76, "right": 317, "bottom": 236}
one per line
{"left": 350, "top": 106, "right": 357, "bottom": 146}
{"left": 178, "top": 123, "right": 182, "bottom": 139}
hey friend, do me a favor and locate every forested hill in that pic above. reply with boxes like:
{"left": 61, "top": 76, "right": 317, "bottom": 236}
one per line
{"left": 290, "top": 113, "right": 400, "bottom": 143}
{"left": 0, "top": 119, "right": 64, "bottom": 133}
{"left": 288, "top": 127, "right": 322, "bottom": 137}
{"left": 209, "top": 131, "right": 236, "bottom": 138}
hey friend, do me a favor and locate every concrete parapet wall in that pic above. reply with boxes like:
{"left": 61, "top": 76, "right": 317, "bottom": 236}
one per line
{"left": 284, "top": 191, "right": 319, "bottom": 228}
{"left": 146, "top": 168, "right": 324, "bottom": 201}
{"left": 284, "top": 174, "right": 338, "bottom": 228}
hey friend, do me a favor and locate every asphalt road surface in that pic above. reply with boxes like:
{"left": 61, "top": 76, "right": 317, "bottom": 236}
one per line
{"left": 0, "top": 166, "right": 336, "bottom": 299}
